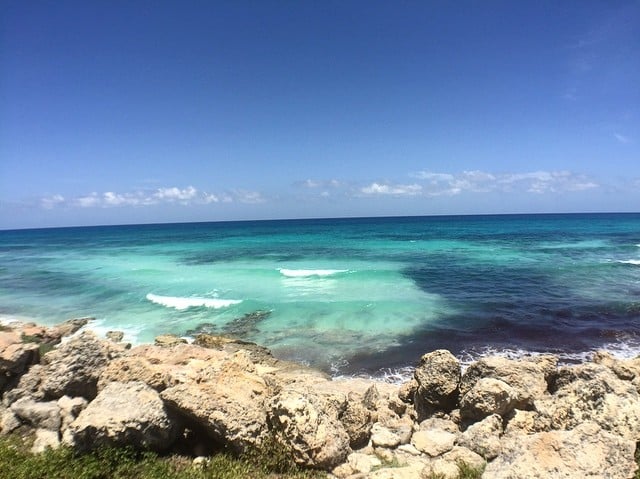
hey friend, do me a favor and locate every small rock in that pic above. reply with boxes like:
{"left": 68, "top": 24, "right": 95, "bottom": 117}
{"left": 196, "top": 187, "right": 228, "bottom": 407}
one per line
{"left": 411, "top": 429, "right": 456, "bottom": 457}
{"left": 10, "top": 398, "right": 61, "bottom": 430}
{"left": 414, "top": 350, "right": 461, "bottom": 414}
{"left": 458, "top": 413, "right": 502, "bottom": 459}
{"left": 370, "top": 423, "right": 401, "bottom": 449}
{"left": 0, "top": 408, "right": 21, "bottom": 435}
{"left": 347, "top": 452, "right": 382, "bottom": 474}
{"left": 192, "top": 456, "right": 210, "bottom": 468}
{"left": 106, "top": 331, "right": 124, "bottom": 343}
{"left": 32, "top": 428, "right": 61, "bottom": 453}
{"left": 54, "top": 317, "right": 91, "bottom": 336}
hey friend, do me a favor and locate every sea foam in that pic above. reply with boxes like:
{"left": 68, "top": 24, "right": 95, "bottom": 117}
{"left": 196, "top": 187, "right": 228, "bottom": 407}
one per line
{"left": 278, "top": 268, "right": 349, "bottom": 278}
{"left": 617, "top": 259, "right": 640, "bottom": 265}
{"left": 146, "top": 293, "right": 242, "bottom": 310}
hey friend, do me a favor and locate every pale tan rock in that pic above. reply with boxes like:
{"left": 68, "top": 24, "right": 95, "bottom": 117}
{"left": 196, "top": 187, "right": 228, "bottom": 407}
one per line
{"left": 0, "top": 407, "right": 21, "bottom": 434}
{"left": 485, "top": 421, "right": 637, "bottom": 479}
{"left": 98, "top": 355, "right": 168, "bottom": 391}
{"left": 370, "top": 423, "right": 401, "bottom": 448}
{"left": 592, "top": 350, "right": 640, "bottom": 381}
{"left": 105, "top": 331, "right": 124, "bottom": 343}
{"left": 57, "top": 395, "right": 88, "bottom": 430}
{"left": 267, "top": 385, "right": 350, "bottom": 469}
{"left": 347, "top": 452, "right": 382, "bottom": 474}
{"left": 457, "top": 413, "right": 502, "bottom": 459}
{"left": 441, "top": 446, "right": 485, "bottom": 469}
{"left": 32, "top": 428, "right": 60, "bottom": 453}
{"left": 460, "top": 355, "right": 556, "bottom": 408}
{"left": 368, "top": 461, "right": 424, "bottom": 479}
{"left": 504, "top": 409, "right": 550, "bottom": 435}
{"left": 154, "top": 334, "right": 187, "bottom": 347}
{"left": 460, "top": 378, "right": 517, "bottom": 421}
{"left": 416, "top": 417, "right": 459, "bottom": 433}
{"left": 10, "top": 398, "right": 61, "bottom": 430}
{"left": 65, "top": 381, "right": 178, "bottom": 452}
{"left": 54, "top": 317, "right": 91, "bottom": 337}
{"left": 410, "top": 429, "right": 456, "bottom": 457}
{"left": 536, "top": 362, "right": 640, "bottom": 440}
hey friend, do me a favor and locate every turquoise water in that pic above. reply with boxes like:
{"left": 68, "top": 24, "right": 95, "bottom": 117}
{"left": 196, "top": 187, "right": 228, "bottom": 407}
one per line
{"left": 1, "top": 214, "right": 640, "bottom": 376}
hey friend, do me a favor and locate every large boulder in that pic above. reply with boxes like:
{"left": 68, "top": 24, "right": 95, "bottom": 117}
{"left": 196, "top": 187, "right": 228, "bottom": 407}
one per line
{"left": 98, "top": 355, "right": 168, "bottom": 392}
{"left": 414, "top": 350, "right": 461, "bottom": 415}
{"left": 460, "top": 355, "right": 556, "bottom": 408}
{"left": 10, "top": 398, "right": 61, "bottom": 430}
{"left": 267, "top": 386, "right": 351, "bottom": 470}
{"left": 39, "top": 331, "right": 125, "bottom": 400}
{"left": 160, "top": 351, "right": 271, "bottom": 452}
{"left": 484, "top": 421, "right": 637, "bottom": 478}
{"left": 460, "top": 378, "right": 517, "bottom": 421}
{"left": 536, "top": 362, "right": 640, "bottom": 440}
{"left": 64, "top": 381, "right": 178, "bottom": 452}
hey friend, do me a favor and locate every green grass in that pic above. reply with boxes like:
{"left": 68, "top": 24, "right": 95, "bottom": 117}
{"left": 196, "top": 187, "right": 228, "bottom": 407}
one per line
{"left": 0, "top": 435, "right": 322, "bottom": 479}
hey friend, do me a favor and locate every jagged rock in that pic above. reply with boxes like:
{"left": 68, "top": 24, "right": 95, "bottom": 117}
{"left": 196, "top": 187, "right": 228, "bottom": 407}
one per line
{"left": 460, "top": 378, "right": 517, "bottom": 421}
{"left": 398, "top": 378, "right": 417, "bottom": 404}
{"left": 267, "top": 386, "right": 350, "bottom": 469}
{"left": 10, "top": 398, "right": 61, "bottom": 430}
{"left": 54, "top": 317, "right": 91, "bottom": 337}
{"left": 32, "top": 429, "right": 60, "bottom": 453}
{"left": 154, "top": 334, "right": 187, "bottom": 347}
{"left": 592, "top": 351, "right": 640, "bottom": 381}
{"left": 0, "top": 407, "right": 21, "bottom": 434}
{"left": 64, "top": 381, "right": 178, "bottom": 452}
{"left": 105, "top": 331, "right": 124, "bottom": 343}
{"left": 98, "top": 355, "right": 167, "bottom": 392}
{"left": 457, "top": 413, "right": 502, "bottom": 459}
{"left": 0, "top": 339, "right": 39, "bottom": 375}
{"left": 410, "top": 429, "right": 456, "bottom": 457}
{"left": 347, "top": 452, "right": 382, "bottom": 474}
{"left": 414, "top": 350, "right": 460, "bottom": 414}
{"left": 536, "top": 362, "right": 640, "bottom": 440}
{"left": 3, "top": 364, "right": 45, "bottom": 405}
{"left": 368, "top": 461, "right": 426, "bottom": 479}
{"left": 57, "top": 395, "right": 88, "bottom": 430}
{"left": 504, "top": 409, "right": 551, "bottom": 435}
{"left": 340, "top": 394, "right": 373, "bottom": 449}
{"left": 460, "top": 355, "right": 556, "bottom": 408}
{"left": 484, "top": 421, "right": 637, "bottom": 478}
{"left": 39, "top": 331, "right": 125, "bottom": 400}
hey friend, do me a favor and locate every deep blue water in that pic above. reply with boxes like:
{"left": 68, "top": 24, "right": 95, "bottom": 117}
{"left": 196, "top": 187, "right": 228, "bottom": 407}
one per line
{"left": 1, "top": 213, "right": 639, "bottom": 377}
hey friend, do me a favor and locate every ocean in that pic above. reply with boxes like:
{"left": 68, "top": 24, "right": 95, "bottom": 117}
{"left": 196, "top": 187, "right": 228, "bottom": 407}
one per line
{"left": 1, "top": 213, "right": 639, "bottom": 379}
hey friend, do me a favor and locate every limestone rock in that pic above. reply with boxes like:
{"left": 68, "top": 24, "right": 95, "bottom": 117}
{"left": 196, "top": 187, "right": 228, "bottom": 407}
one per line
{"left": 537, "top": 362, "right": 640, "bottom": 440}
{"left": 592, "top": 350, "right": 640, "bottom": 381}
{"left": 54, "top": 317, "right": 91, "bottom": 337}
{"left": 57, "top": 395, "right": 88, "bottom": 430}
{"left": 460, "top": 378, "right": 517, "bottom": 421}
{"left": 340, "top": 394, "right": 373, "bottom": 449}
{"left": 10, "top": 398, "right": 61, "bottom": 430}
{"left": 410, "top": 429, "right": 456, "bottom": 457}
{"left": 0, "top": 340, "right": 39, "bottom": 375}
{"left": 504, "top": 409, "right": 551, "bottom": 435}
{"left": 32, "top": 428, "right": 60, "bottom": 453}
{"left": 416, "top": 417, "right": 459, "bottom": 434}
{"left": 370, "top": 423, "right": 401, "bottom": 449}
{"left": 40, "top": 331, "right": 125, "bottom": 400}
{"left": 414, "top": 350, "right": 460, "bottom": 413}
{"left": 267, "top": 386, "right": 350, "bottom": 469}
{"left": 98, "top": 355, "right": 167, "bottom": 392}
{"left": 0, "top": 407, "right": 21, "bottom": 435}
{"left": 154, "top": 334, "right": 187, "bottom": 347}
{"left": 105, "top": 331, "right": 124, "bottom": 343}
{"left": 347, "top": 452, "right": 382, "bottom": 474}
{"left": 457, "top": 413, "right": 502, "bottom": 459}
{"left": 64, "top": 381, "right": 178, "bottom": 452}
{"left": 460, "top": 355, "right": 555, "bottom": 408}
{"left": 398, "top": 378, "right": 418, "bottom": 404}
{"left": 484, "top": 421, "right": 637, "bottom": 478}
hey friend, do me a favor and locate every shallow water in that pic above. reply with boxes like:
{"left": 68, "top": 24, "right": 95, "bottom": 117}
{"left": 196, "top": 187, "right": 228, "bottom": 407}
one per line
{"left": 1, "top": 213, "right": 640, "bottom": 377}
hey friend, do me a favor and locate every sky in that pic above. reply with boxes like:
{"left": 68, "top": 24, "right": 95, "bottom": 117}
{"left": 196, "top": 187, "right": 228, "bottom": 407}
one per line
{"left": 1, "top": 1, "right": 639, "bottom": 229}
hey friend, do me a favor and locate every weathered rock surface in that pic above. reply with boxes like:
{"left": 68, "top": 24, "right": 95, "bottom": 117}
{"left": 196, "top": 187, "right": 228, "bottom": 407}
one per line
{"left": 267, "top": 386, "right": 351, "bottom": 469}
{"left": 460, "top": 377, "right": 517, "bottom": 421}
{"left": 457, "top": 413, "right": 502, "bottom": 459}
{"left": 64, "top": 381, "right": 178, "bottom": 452}
{"left": 10, "top": 398, "right": 61, "bottom": 430}
{"left": 414, "top": 349, "right": 460, "bottom": 413}
{"left": 484, "top": 421, "right": 637, "bottom": 478}
{"left": 39, "top": 331, "right": 125, "bottom": 400}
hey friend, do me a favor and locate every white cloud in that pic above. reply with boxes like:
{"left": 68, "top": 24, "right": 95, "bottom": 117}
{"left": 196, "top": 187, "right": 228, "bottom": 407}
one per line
{"left": 360, "top": 182, "right": 422, "bottom": 196}
{"left": 411, "top": 170, "right": 599, "bottom": 196}
{"left": 41, "top": 194, "right": 65, "bottom": 209}
{"left": 40, "top": 186, "right": 269, "bottom": 210}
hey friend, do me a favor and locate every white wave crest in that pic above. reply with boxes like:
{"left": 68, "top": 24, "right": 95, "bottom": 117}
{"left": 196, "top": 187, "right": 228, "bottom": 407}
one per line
{"left": 146, "top": 293, "right": 242, "bottom": 310}
{"left": 278, "top": 268, "right": 349, "bottom": 278}
{"left": 617, "top": 259, "right": 640, "bottom": 265}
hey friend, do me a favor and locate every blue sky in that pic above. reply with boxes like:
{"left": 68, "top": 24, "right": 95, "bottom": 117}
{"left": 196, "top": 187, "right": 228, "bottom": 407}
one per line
{"left": 1, "top": 1, "right": 639, "bottom": 228}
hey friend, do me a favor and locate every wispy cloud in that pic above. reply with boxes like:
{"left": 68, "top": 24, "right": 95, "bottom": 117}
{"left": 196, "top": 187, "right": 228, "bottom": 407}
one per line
{"left": 614, "top": 133, "right": 631, "bottom": 144}
{"left": 40, "top": 186, "right": 265, "bottom": 210}
{"left": 410, "top": 170, "right": 599, "bottom": 195}
{"left": 359, "top": 182, "right": 422, "bottom": 196}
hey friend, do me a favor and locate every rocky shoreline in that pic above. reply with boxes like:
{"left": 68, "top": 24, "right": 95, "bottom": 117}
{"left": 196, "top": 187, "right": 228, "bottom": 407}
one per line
{"left": 1, "top": 319, "right": 639, "bottom": 478}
